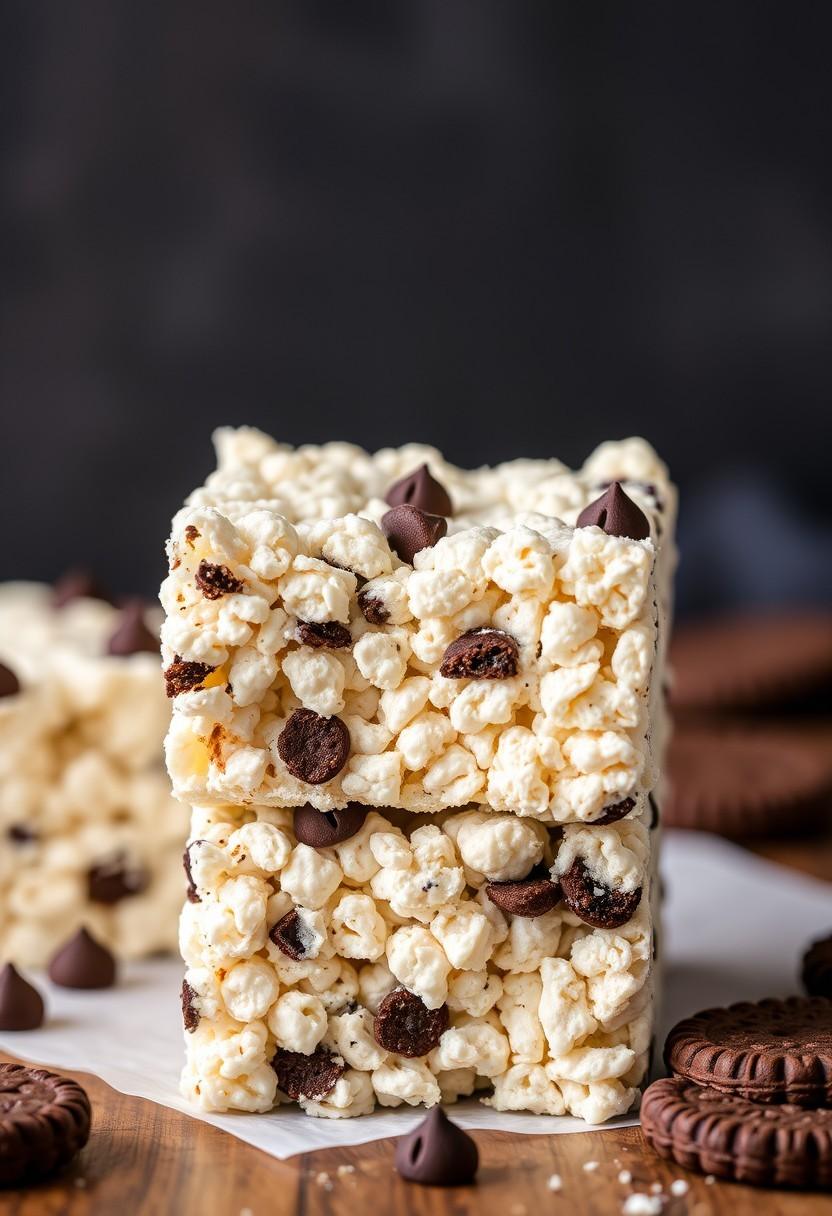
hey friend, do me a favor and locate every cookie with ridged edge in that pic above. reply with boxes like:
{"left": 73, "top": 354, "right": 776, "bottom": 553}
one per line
{"left": 641, "top": 1075, "right": 832, "bottom": 1190}
{"left": 665, "top": 996, "right": 832, "bottom": 1106}
{"left": 803, "top": 933, "right": 832, "bottom": 998}
{"left": 665, "top": 726, "right": 832, "bottom": 838}
{"left": 0, "top": 1063, "right": 92, "bottom": 1185}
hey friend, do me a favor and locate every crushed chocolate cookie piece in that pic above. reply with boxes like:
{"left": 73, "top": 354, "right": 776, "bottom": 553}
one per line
{"left": 576, "top": 481, "right": 650, "bottom": 541}
{"left": 296, "top": 620, "right": 352, "bottom": 650}
{"left": 277, "top": 709, "right": 350, "bottom": 784}
{"left": 293, "top": 804, "right": 368, "bottom": 848}
{"left": 272, "top": 1048, "right": 345, "bottom": 1101}
{"left": 560, "top": 859, "right": 642, "bottom": 929}
{"left": 0, "top": 662, "right": 20, "bottom": 698}
{"left": 164, "top": 657, "right": 216, "bottom": 697}
{"left": 589, "top": 796, "right": 636, "bottom": 826}
{"left": 195, "top": 560, "right": 244, "bottom": 600}
{"left": 440, "top": 628, "right": 519, "bottom": 679}
{"left": 385, "top": 464, "right": 453, "bottom": 517}
{"left": 7, "top": 823, "right": 37, "bottom": 845}
{"left": 53, "top": 569, "right": 111, "bottom": 608}
{"left": 87, "top": 854, "right": 149, "bottom": 904}
{"left": 374, "top": 988, "right": 449, "bottom": 1057}
{"left": 183, "top": 525, "right": 200, "bottom": 547}
{"left": 269, "top": 909, "right": 311, "bottom": 960}
{"left": 357, "top": 589, "right": 390, "bottom": 625}
{"left": 181, "top": 980, "right": 200, "bottom": 1033}
{"left": 183, "top": 844, "right": 201, "bottom": 902}
{"left": 107, "top": 600, "right": 158, "bottom": 656}
{"left": 486, "top": 866, "right": 561, "bottom": 918}
{"left": 381, "top": 504, "right": 447, "bottom": 565}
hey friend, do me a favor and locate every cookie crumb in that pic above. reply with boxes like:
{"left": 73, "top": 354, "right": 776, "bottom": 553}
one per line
{"left": 622, "top": 1196, "right": 663, "bottom": 1216}
{"left": 618, "top": 1170, "right": 633, "bottom": 1184}
{"left": 316, "top": 1171, "right": 333, "bottom": 1191}
{"left": 547, "top": 1173, "right": 562, "bottom": 1192}
{"left": 337, "top": 1164, "right": 355, "bottom": 1177}
{"left": 670, "top": 1180, "right": 689, "bottom": 1196}
{"left": 582, "top": 1160, "right": 600, "bottom": 1172}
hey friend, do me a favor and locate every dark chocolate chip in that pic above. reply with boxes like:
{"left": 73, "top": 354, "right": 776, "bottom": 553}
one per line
{"left": 53, "top": 569, "right": 111, "bottom": 608}
{"left": 296, "top": 620, "right": 352, "bottom": 650}
{"left": 293, "top": 803, "right": 368, "bottom": 848}
{"left": 486, "top": 866, "right": 561, "bottom": 918}
{"left": 272, "top": 1048, "right": 345, "bottom": 1101}
{"left": 357, "top": 589, "right": 390, "bottom": 625}
{"left": 589, "top": 796, "right": 636, "bottom": 826}
{"left": 395, "top": 1106, "right": 478, "bottom": 1186}
{"left": 440, "top": 628, "right": 519, "bottom": 680}
{"left": 374, "top": 988, "right": 449, "bottom": 1058}
{"left": 183, "top": 843, "right": 202, "bottom": 903}
{"left": 181, "top": 980, "right": 200, "bottom": 1032}
{"left": 269, "top": 908, "right": 311, "bottom": 960}
{"left": 385, "top": 464, "right": 453, "bottom": 517}
{"left": 48, "top": 927, "right": 117, "bottom": 990}
{"left": 195, "top": 560, "right": 244, "bottom": 600}
{"left": 648, "top": 792, "right": 660, "bottom": 830}
{"left": 106, "top": 599, "right": 158, "bottom": 656}
{"left": 87, "top": 854, "right": 149, "bottom": 904}
{"left": 0, "top": 662, "right": 20, "bottom": 698}
{"left": 560, "top": 859, "right": 642, "bottom": 929}
{"left": 0, "top": 1063, "right": 92, "bottom": 1186}
{"left": 576, "top": 482, "right": 650, "bottom": 541}
{"left": 277, "top": 709, "right": 350, "bottom": 784}
{"left": 381, "top": 504, "right": 447, "bottom": 565}
{"left": 802, "top": 933, "right": 832, "bottom": 999}
{"left": 0, "top": 964, "right": 45, "bottom": 1030}
{"left": 164, "top": 656, "right": 216, "bottom": 697}
{"left": 7, "top": 823, "right": 37, "bottom": 845}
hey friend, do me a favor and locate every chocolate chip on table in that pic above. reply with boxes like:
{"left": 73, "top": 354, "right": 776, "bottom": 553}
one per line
{"left": 296, "top": 620, "right": 352, "bottom": 649}
{"left": 181, "top": 980, "right": 200, "bottom": 1033}
{"left": 164, "top": 657, "right": 216, "bottom": 697}
{"left": 52, "top": 568, "right": 111, "bottom": 608}
{"left": 576, "top": 481, "right": 650, "bottom": 541}
{"left": 183, "top": 844, "right": 202, "bottom": 902}
{"left": 277, "top": 709, "right": 350, "bottom": 784}
{"left": 195, "top": 560, "right": 244, "bottom": 600}
{"left": 293, "top": 803, "right": 368, "bottom": 848}
{"left": 374, "top": 988, "right": 449, "bottom": 1057}
{"left": 269, "top": 909, "right": 311, "bottom": 960}
{"left": 385, "top": 464, "right": 454, "bottom": 517}
{"left": 588, "top": 795, "right": 636, "bottom": 826}
{"left": 381, "top": 504, "right": 447, "bottom": 565}
{"left": 48, "top": 927, "right": 117, "bottom": 990}
{"left": 0, "top": 1063, "right": 92, "bottom": 1186}
{"left": 0, "top": 964, "right": 45, "bottom": 1030}
{"left": 803, "top": 933, "right": 832, "bottom": 998}
{"left": 560, "top": 859, "right": 642, "bottom": 929}
{"left": 486, "top": 866, "right": 561, "bottom": 918}
{"left": 357, "top": 589, "right": 390, "bottom": 625}
{"left": 440, "top": 628, "right": 519, "bottom": 679}
{"left": 106, "top": 599, "right": 159, "bottom": 655}
{"left": 0, "top": 662, "right": 20, "bottom": 698}
{"left": 395, "top": 1105, "right": 479, "bottom": 1186}
{"left": 87, "top": 855, "right": 149, "bottom": 904}
{"left": 272, "top": 1048, "right": 345, "bottom": 1101}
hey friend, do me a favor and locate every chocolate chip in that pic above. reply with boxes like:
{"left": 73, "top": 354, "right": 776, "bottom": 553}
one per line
{"left": 195, "top": 560, "right": 244, "bottom": 600}
{"left": 357, "top": 589, "right": 390, "bottom": 625}
{"left": 385, "top": 464, "right": 453, "bottom": 517}
{"left": 7, "top": 823, "right": 37, "bottom": 845}
{"left": 395, "top": 1106, "right": 478, "bottom": 1186}
{"left": 0, "top": 662, "right": 20, "bottom": 698}
{"left": 293, "top": 803, "right": 368, "bottom": 847}
{"left": 374, "top": 988, "right": 449, "bottom": 1057}
{"left": 164, "top": 656, "right": 216, "bottom": 697}
{"left": 269, "top": 909, "right": 311, "bottom": 960}
{"left": 53, "top": 569, "right": 111, "bottom": 608}
{"left": 0, "top": 964, "right": 45, "bottom": 1030}
{"left": 576, "top": 481, "right": 650, "bottom": 541}
{"left": 183, "top": 844, "right": 202, "bottom": 903}
{"left": 106, "top": 599, "right": 158, "bottom": 656}
{"left": 272, "top": 1048, "right": 345, "bottom": 1101}
{"left": 181, "top": 980, "right": 200, "bottom": 1033}
{"left": 589, "top": 795, "right": 636, "bottom": 826}
{"left": 296, "top": 620, "right": 352, "bottom": 649}
{"left": 87, "top": 855, "right": 149, "bottom": 904}
{"left": 48, "top": 927, "right": 117, "bottom": 990}
{"left": 560, "top": 859, "right": 642, "bottom": 929}
{"left": 440, "top": 628, "right": 519, "bottom": 679}
{"left": 277, "top": 709, "right": 350, "bottom": 784}
{"left": 381, "top": 504, "right": 447, "bottom": 565}
{"left": 486, "top": 866, "right": 561, "bottom": 918}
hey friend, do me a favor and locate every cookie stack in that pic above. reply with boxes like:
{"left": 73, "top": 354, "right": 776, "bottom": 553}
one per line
{"left": 161, "top": 429, "right": 676, "bottom": 1122}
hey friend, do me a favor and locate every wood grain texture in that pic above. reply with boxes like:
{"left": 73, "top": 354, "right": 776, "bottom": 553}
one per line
{"left": 2, "top": 832, "right": 831, "bottom": 1214}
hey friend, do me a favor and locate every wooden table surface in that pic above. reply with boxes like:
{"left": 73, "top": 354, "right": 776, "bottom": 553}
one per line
{"left": 3, "top": 829, "right": 832, "bottom": 1215}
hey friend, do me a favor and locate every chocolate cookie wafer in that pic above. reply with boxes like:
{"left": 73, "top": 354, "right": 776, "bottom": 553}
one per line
{"left": 803, "top": 933, "right": 832, "bottom": 998}
{"left": 0, "top": 1063, "right": 91, "bottom": 1185}
{"left": 666, "top": 996, "right": 832, "bottom": 1106}
{"left": 642, "top": 1076, "right": 832, "bottom": 1189}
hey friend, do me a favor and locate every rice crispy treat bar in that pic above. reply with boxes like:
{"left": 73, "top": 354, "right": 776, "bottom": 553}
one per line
{"left": 0, "top": 582, "right": 188, "bottom": 965}
{"left": 168, "top": 430, "right": 674, "bottom": 1122}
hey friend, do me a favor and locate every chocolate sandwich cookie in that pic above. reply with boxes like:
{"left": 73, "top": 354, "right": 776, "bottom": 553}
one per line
{"left": 0, "top": 1063, "right": 91, "bottom": 1185}
{"left": 802, "top": 933, "right": 832, "bottom": 998}
{"left": 666, "top": 996, "right": 832, "bottom": 1106}
{"left": 641, "top": 1076, "right": 832, "bottom": 1189}
{"left": 665, "top": 725, "right": 832, "bottom": 838}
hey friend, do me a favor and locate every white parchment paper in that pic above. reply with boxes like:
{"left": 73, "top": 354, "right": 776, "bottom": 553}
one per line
{"left": 2, "top": 831, "right": 830, "bottom": 1159}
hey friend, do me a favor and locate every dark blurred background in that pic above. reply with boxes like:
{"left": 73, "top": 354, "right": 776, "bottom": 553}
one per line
{"left": 2, "top": 3, "right": 831, "bottom": 616}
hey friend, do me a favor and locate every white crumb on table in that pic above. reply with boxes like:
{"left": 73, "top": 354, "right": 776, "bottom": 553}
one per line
{"left": 315, "top": 1171, "right": 333, "bottom": 1190}
{"left": 547, "top": 1173, "right": 562, "bottom": 1191}
{"left": 618, "top": 1169, "right": 633, "bottom": 1184}
{"left": 670, "top": 1179, "right": 689, "bottom": 1196}
{"left": 622, "top": 1195, "right": 663, "bottom": 1215}
{"left": 582, "top": 1160, "right": 600, "bottom": 1172}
